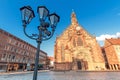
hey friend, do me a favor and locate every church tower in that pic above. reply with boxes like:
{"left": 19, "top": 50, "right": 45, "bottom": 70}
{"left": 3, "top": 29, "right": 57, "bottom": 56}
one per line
{"left": 54, "top": 11, "right": 105, "bottom": 71}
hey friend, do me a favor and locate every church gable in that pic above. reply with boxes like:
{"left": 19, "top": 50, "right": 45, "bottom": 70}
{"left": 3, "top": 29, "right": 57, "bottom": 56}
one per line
{"left": 58, "top": 11, "right": 94, "bottom": 45}
{"left": 54, "top": 11, "right": 105, "bottom": 70}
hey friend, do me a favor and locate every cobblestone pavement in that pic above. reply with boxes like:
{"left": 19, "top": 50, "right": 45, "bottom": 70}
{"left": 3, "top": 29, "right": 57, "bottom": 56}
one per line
{"left": 0, "top": 71, "right": 120, "bottom": 80}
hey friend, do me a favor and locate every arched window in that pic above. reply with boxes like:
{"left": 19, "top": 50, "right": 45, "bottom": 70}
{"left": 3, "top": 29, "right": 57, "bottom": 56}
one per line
{"left": 77, "top": 37, "right": 83, "bottom": 46}
{"left": 73, "top": 39, "right": 76, "bottom": 47}
{"left": 61, "top": 45, "right": 65, "bottom": 61}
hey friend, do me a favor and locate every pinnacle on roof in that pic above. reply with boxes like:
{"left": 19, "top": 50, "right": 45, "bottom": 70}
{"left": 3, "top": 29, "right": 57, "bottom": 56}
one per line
{"left": 71, "top": 10, "right": 78, "bottom": 25}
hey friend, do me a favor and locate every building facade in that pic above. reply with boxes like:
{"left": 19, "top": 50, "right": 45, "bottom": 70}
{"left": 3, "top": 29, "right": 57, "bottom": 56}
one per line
{"left": 104, "top": 38, "right": 120, "bottom": 70}
{"left": 0, "top": 29, "right": 47, "bottom": 72}
{"left": 54, "top": 12, "right": 105, "bottom": 71}
{"left": 47, "top": 56, "right": 54, "bottom": 69}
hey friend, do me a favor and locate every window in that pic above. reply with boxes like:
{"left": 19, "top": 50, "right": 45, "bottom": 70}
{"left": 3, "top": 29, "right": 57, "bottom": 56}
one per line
{"left": 73, "top": 39, "right": 76, "bottom": 47}
{"left": 24, "top": 51, "right": 26, "bottom": 55}
{"left": 77, "top": 37, "right": 83, "bottom": 46}
{"left": 8, "top": 38, "right": 12, "bottom": 43}
{"left": 1, "top": 53, "right": 7, "bottom": 61}
{"left": 2, "top": 54, "right": 6, "bottom": 58}
{"left": 8, "top": 55, "right": 11, "bottom": 59}
{"left": 61, "top": 45, "right": 65, "bottom": 61}
{"left": 12, "top": 55, "right": 15, "bottom": 60}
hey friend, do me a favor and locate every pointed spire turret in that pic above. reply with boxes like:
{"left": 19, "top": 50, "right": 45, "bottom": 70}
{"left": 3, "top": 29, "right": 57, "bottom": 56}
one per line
{"left": 71, "top": 10, "right": 78, "bottom": 25}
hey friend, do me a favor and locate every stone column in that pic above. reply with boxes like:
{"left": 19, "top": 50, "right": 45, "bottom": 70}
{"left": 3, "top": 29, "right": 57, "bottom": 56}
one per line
{"left": 109, "top": 64, "right": 112, "bottom": 70}
{"left": 118, "top": 64, "right": 120, "bottom": 70}
{"left": 112, "top": 64, "right": 115, "bottom": 70}
{"left": 115, "top": 64, "right": 118, "bottom": 70}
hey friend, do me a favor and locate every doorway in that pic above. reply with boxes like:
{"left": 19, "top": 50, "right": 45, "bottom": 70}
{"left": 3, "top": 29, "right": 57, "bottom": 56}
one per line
{"left": 77, "top": 61, "right": 82, "bottom": 70}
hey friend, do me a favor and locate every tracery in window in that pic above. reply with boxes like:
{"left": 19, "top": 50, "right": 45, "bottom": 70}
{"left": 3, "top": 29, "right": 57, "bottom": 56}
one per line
{"left": 77, "top": 37, "right": 83, "bottom": 46}
{"left": 73, "top": 39, "right": 76, "bottom": 47}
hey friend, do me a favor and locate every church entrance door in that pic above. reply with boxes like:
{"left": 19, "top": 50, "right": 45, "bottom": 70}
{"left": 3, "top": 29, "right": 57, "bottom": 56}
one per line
{"left": 77, "top": 61, "right": 82, "bottom": 70}
{"left": 77, "top": 59, "right": 88, "bottom": 70}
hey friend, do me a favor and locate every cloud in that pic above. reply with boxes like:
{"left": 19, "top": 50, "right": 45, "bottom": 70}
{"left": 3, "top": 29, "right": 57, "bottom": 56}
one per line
{"left": 96, "top": 32, "right": 120, "bottom": 41}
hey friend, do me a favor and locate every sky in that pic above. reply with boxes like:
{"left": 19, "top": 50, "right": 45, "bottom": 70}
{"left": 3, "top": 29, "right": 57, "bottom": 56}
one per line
{"left": 0, "top": 0, "right": 120, "bottom": 56}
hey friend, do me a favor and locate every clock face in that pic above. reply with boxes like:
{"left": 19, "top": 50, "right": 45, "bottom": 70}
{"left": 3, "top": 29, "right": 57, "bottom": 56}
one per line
{"left": 76, "top": 26, "right": 81, "bottom": 31}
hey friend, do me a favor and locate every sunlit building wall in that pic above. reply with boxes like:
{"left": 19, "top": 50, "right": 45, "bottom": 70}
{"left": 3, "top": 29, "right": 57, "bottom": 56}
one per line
{"left": 54, "top": 12, "right": 105, "bottom": 71}
{"left": 0, "top": 29, "right": 47, "bottom": 72}
{"left": 104, "top": 38, "right": 120, "bottom": 70}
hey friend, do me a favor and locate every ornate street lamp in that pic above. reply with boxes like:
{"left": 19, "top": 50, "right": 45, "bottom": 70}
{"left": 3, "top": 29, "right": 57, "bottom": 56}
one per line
{"left": 20, "top": 6, "right": 60, "bottom": 80}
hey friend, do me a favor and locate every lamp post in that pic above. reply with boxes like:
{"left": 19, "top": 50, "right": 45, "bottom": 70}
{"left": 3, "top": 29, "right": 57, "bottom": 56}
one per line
{"left": 20, "top": 6, "right": 60, "bottom": 80}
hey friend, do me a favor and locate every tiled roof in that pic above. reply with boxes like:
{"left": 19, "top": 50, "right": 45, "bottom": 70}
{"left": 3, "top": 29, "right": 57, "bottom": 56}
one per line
{"left": 48, "top": 56, "right": 54, "bottom": 61}
{"left": 106, "top": 38, "right": 120, "bottom": 45}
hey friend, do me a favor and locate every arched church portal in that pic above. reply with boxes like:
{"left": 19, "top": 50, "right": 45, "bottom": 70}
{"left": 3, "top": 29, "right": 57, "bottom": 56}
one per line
{"left": 76, "top": 59, "right": 88, "bottom": 70}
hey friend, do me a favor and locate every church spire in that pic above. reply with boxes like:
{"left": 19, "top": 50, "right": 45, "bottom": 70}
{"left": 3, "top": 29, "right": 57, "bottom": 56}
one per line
{"left": 71, "top": 10, "right": 78, "bottom": 25}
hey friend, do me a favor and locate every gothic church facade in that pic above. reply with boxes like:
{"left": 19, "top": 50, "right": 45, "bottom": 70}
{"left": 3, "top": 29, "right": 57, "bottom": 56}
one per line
{"left": 54, "top": 12, "right": 105, "bottom": 70}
